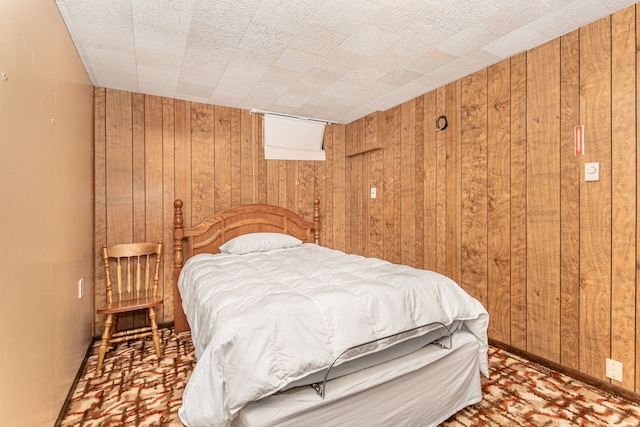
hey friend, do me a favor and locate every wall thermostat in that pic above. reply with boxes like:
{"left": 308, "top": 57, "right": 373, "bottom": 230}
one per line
{"left": 585, "top": 162, "right": 599, "bottom": 182}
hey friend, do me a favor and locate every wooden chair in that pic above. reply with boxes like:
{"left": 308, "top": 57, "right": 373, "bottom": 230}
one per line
{"left": 96, "top": 241, "right": 163, "bottom": 371}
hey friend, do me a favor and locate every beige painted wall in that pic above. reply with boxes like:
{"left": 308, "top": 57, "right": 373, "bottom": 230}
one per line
{"left": 0, "top": 1, "right": 94, "bottom": 425}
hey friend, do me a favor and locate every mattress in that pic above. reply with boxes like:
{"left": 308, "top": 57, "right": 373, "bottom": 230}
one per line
{"left": 232, "top": 330, "right": 482, "bottom": 427}
{"left": 178, "top": 242, "right": 489, "bottom": 427}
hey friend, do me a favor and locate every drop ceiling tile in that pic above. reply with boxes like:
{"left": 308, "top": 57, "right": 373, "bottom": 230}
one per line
{"left": 321, "top": 80, "right": 365, "bottom": 98}
{"left": 185, "top": 20, "right": 243, "bottom": 52}
{"left": 346, "top": 102, "right": 392, "bottom": 121}
{"left": 309, "top": 0, "right": 383, "bottom": 34}
{"left": 365, "top": 95, "right": 406, "bottom": 113}
{"left": 412, "top": 0, "right": 501, "bottom": 36}
{"left": 382, "top": 35, "right": 436, "bottom": 62}
{"left": 436, "top": 25, "right": 500, "bottom": 57}
{"left": 600, "top": 0, "right": 638, "bottom": 11}
{"left": 189, "top": 0, "right": 255, "bottom": 36}
{"left": 210, "top": 93, "right": 247, "bottom": 109}
{"left": 318, "top": 49, "right": 367, "bottom": 76}
{"left": 345, "top": 52, "right": 405, "bottom": 83}
{"left": 131, "top": 0, "right": 195, "bottom": 50}
{"left": 368, "top": 0, "right": 437, "bottom": 34}
{"left": 298, "top": 67, "right": 343, "bottom": 88}
{"left": 83, "top": 47, "right": 138, "bottom": 91}
{"left": 215, "top": 76, "right": 256, "bottom": 96}
{"left": 427, "top": 54, "right": 497, "bottom": 87}
{"left": 406, "top": 49, "right": 457, "bottom": 77}
{"left": 530, "top": 0, "right": 611, "bottom": 38}
{"left": 287, "top": 23, "right": 349, "bottom": 57}
{"left": 136, "top": 82, "right": 176, "bottom": 99}
{"left": 176, "top": 81, "right": 217, "bottom": 102}
{"left": 259, "top": 67, "right": 305, "bottom": 87}
{"left": 378, "top": 67, "right": 423, "bottom": 87}
{"left": 479, "top": 0, "right": 553, "bottom": 37}
{"left": 428, "top": 0, "right": 513, "bottom": 22}
{"left": 296, "top": 102, "right": 342, "bottom": 121}
{"left": 232, "top": 47, "right": 281, "bottom": 71}
{"left": 57, "top": 0, "right": 136, "bottom": 88}
{"left": 251, "top": 0, "right": 320, "bottom": 30}
{"left": 56, "top": 0, "right": 640, "bottom": 124}
{"left": 540, "top": 0, "right": 575, "bottom": 9}
{"left": 390, "top": 81, "right": 435, "bottom": 101}
{"left": 338, "top": 24, "right": 402, "bottom": 56}
{"left": 274, "top": 48, "right": 324, "bottom": 74}
{"left": 454, "top": 49, "right": 504, "bottom": 70}
{"left": 290, "top": 79, "right": 327, "bottom": 97}
{"left": 250, "top": 82, "right": 290, "bottom": 101}
{"left": 272, "top": 93, "right": 310, "bottom": 109}
{"left": 482, "top": 25, "right": 549, "bottom": 59}
{"left": 351, "top": 82, "right": 397, "bottom": 107}
{"left": 236, "top": 21, "right": 294, "bottom": 58}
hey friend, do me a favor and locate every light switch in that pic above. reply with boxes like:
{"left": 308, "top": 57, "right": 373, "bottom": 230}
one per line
{"left": 585, "top": 162, "right": 599, "bottom": 182}
{"left": 371, "top": 188, "right": 377, "bottom": 199}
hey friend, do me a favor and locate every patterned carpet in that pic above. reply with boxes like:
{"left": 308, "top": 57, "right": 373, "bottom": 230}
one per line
{"left": 59, "top": 328, "right": 640, "bottom": 426}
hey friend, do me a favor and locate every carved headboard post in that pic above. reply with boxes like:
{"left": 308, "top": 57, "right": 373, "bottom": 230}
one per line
{"left": 313, "top": 198, "right": 321, "bottom": 245}
{"left": 174, "top": 199, "right": 185, "bottom": 270}
{"left": 173, "top": 199, "right": 188, "bottom": 332}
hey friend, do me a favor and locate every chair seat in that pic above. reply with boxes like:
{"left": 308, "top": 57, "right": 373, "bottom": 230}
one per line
{"left": 97, "top": 296, "right": 163, "bottom": 314}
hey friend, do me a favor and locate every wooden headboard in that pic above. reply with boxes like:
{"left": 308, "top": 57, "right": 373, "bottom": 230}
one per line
{"left": 172, "top": 199, "right": 321, "bottom": 333}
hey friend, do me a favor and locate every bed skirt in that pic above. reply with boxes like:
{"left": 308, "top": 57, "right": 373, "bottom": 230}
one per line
{"left": 231, "top": 330, "right": 482, "bottom": 427}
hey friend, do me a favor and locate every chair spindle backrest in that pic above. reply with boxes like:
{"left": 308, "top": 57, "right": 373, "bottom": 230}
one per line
{"left": 102, "top": 241, "right": 163, "bottom": 303}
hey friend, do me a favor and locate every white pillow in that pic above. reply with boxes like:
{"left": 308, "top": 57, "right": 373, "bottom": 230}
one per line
{"left": 219, "top": 232, "right": 303, "bottom": 255}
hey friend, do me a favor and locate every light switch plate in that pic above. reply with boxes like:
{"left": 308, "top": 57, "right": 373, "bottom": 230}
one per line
{"left": 585, "top": 162, "right": 599, "bottom": 181}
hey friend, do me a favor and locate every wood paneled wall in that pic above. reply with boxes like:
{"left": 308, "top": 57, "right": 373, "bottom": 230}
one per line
{"left": 95, "top": 5, "right": 640, "bottom": 394}
{"left": 344, "top": 6, "right": 639, "bottom": 391}
{"left": 94, "top": 90, "right": 346, "bottom": 333}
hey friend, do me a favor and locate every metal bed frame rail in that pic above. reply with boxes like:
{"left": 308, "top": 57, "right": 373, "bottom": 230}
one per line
{"left": 312, "top": 321, "right": 452, "bottom": 399}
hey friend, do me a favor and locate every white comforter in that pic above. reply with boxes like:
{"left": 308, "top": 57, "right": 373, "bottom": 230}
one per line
{"left": 178, "top": 244, "right": 489, "bottom": 427}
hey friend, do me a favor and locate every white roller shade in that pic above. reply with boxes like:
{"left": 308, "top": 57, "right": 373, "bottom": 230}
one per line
{"left": 263, "top": 114, "right": 326, "bottom": 161}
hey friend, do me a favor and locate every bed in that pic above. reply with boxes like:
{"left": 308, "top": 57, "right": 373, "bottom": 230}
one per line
{"left": 173, "top": 198, "right": 489, "bottom": 427}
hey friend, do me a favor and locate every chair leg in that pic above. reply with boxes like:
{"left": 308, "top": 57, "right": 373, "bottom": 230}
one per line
{"left": 148, "top": 308, "right": 162, "bottom": 361}
{"left": 97, "top": 313, "right": 115, "bottom": 371}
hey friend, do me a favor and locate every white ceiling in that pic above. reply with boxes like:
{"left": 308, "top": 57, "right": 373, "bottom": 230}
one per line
{"left": 55, "top": 0, "right": 637, "bottom": 124}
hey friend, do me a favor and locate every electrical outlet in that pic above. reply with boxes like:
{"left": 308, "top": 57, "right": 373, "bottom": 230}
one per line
{"left": 78, "top": 278, "right": 84, "bottom": 299}
{"left": 606, "top": 358, "right": 623, "bottom": 382}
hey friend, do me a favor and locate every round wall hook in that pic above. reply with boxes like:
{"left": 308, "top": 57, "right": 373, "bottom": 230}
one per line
{"left": 436, "top": 115, "right": 448, "bottom": 131}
